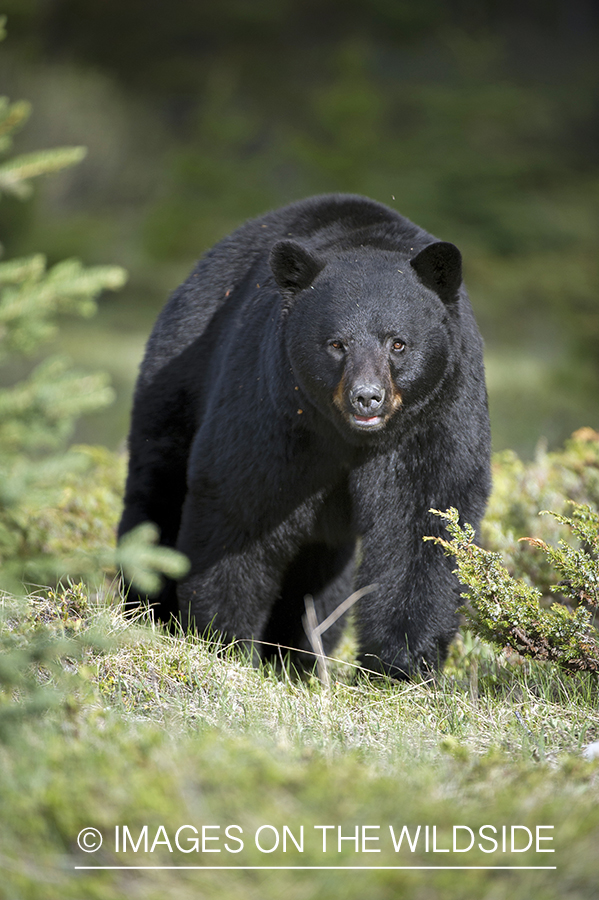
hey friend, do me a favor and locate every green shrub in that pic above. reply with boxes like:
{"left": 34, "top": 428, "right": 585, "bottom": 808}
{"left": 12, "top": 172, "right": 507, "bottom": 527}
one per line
{"left": 429, "top": 505, "right": 599, "bottom": 674}
{"left": 483, "top": 428, "right": 599, "bottom": 599}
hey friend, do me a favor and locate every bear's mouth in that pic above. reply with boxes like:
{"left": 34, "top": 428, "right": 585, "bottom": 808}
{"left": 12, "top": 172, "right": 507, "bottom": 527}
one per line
{"left": 352, "top": 414, "right": 385, "bottom": 428}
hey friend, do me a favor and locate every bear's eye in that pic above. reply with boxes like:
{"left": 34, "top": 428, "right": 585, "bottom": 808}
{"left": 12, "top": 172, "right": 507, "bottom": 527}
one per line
{"left": 328, "top": 340, "right": 346, "bottom": 353}
{"left": 391, "top": 339, "right": 406, "bottom": 353}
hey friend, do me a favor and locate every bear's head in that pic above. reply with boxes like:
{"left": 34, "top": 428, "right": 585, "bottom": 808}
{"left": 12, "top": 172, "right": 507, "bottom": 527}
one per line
{"left": 270, "top": 238, "right": 463, "bottom": 443}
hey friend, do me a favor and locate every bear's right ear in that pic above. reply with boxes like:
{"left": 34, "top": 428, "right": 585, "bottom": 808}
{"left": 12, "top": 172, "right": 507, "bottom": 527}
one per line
{"left": 270, "top": 240, "right": 324, "bottom": 295}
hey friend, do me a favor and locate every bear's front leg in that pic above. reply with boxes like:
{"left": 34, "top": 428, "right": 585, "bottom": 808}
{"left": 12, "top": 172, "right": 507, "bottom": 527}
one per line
{"left": 355, "top": 526, "right": 460, "bottom": 679}
{"left": 175, "top": 490, "right": 288, "bottom": 660}
{"left": 349, "top": 453, "right": 473, "bottom": 679}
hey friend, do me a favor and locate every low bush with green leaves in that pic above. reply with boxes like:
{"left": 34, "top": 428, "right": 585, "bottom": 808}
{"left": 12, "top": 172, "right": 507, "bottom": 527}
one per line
{"left": 429, "top": 504, "right": 599, "bottom": 674}
{"left": 483, "top": 427, "right": 599, "bottom": 597}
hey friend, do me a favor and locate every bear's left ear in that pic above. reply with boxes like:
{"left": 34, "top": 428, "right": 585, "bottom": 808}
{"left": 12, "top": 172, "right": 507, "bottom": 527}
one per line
{"left": 270, "top": 240, "right": 325, "bottom": 295}
{"left": 410, "top": 241, "right": 462, "bottom": 304}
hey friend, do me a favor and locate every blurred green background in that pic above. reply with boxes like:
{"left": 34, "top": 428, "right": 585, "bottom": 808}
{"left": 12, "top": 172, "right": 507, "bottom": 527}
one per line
{"left": 0, "top": 0, "right": 597, "bottom": 457}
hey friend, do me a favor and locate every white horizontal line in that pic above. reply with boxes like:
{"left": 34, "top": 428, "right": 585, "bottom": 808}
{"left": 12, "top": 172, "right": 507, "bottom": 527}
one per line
{"left": 74, "top": 865, "right": 557, "bottom": 871}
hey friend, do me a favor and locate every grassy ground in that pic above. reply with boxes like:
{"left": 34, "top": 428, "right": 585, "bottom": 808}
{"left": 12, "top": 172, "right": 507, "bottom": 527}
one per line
{"left": 1, "top": 585, "right": 598, "bottom": 899}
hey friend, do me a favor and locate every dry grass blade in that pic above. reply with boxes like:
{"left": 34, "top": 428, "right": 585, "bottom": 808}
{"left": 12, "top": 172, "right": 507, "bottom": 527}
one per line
{"left": 302, "top": 584, "right": 378, "bottom": 686}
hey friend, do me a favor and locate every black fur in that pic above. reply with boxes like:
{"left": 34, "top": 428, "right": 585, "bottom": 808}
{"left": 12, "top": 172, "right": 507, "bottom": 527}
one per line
{"left": 119, "top": 194, "right": 491, "bottom": 678}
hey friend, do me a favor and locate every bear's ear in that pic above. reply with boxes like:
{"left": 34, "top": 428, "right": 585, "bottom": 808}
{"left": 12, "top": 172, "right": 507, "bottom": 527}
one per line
{"left": 270, "top": 240, "right": 324, "bottom": 295}
{"left": 410, "top": 241, "right": 462, "bottom": 304}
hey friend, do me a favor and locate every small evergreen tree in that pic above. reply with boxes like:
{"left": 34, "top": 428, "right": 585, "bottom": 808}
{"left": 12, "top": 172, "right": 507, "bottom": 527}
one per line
{"left": 0, "top": 18, "right": 187, "bottom": 594}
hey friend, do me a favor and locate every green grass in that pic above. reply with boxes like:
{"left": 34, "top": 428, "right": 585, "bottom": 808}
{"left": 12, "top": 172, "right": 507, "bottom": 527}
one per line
{"left": 1, "top": 585, "right": 598, "bottom": 900}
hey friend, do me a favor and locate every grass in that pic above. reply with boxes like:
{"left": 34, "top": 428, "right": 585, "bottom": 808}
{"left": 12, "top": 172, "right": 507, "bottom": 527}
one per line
{"left": 1, "top": 584, "right": 599, "bottom": 900}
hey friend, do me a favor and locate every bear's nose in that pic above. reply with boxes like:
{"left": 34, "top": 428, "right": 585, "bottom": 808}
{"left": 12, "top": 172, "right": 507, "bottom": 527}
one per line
{"left": 349, "top": 384, "right": 385, "bottom": 415}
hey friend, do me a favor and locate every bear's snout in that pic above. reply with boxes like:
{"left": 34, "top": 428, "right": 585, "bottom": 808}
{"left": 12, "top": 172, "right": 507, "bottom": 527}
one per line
{"left": 349, "top": 383, "right": 385, "bottom": 416}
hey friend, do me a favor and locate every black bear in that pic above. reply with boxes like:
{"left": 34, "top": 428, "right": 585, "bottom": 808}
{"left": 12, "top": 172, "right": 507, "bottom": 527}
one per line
{"left": 119, "top": 194, "right": 491, "bottom": 678}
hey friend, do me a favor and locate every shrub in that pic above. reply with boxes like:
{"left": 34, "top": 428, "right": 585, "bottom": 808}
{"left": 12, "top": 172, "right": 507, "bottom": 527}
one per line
{"left": 429, "top": 504, "right": 599, "bottom": 674}
{"left": 483, "top": 428, "right": 599, "bottom": 599}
